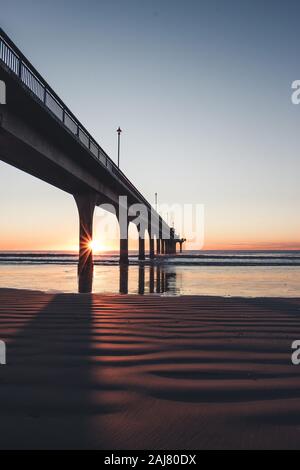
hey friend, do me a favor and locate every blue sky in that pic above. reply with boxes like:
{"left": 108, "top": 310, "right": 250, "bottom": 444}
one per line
{"left": 1, "top": 0, "right": 300, "bottom": 250}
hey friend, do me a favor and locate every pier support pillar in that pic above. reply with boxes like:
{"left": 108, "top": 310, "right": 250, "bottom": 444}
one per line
{"left": 118, "top": 209, "right": 129, "bottom": 265}
{"left": 149, "top": 237, "right": 155, "bottom": 259}
{"left": 120, "top": 235, "right": 129, "bottom": 265}
{"left": 139, "top": 235, "right": 145, "bottom": 261}
{"left": 161, "top": 239, "right": 165, "bottom": 254}
{"left": 170, "top": 228, "right": 176, "bottom": 255}
{"left": 156, "top": 238, "right": 161, "bottom": 255}
{"left": 74, "top": 193, "right": 97, "bottom": 293}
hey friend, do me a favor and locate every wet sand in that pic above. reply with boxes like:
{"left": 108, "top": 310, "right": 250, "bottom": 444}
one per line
{"left": 0, "top": 288, "right": 300, "bottom": 449}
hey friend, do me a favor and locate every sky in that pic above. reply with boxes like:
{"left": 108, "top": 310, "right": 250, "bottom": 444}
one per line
{"left": 1, "top": 0, "right": 300, "bottom": 251}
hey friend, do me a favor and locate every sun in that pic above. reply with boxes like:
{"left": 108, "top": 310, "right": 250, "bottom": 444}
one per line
{"left": 88, "top": 240, "right": 103, "bottom": 253}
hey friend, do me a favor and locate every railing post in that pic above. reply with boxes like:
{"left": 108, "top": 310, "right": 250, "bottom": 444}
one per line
{"left": 18, "top": 59, "right": 22, "bottom": 79}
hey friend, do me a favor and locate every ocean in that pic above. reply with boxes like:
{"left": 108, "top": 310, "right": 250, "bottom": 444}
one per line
{"left": 0, "top": 250, "right": 300, "bottom": 296}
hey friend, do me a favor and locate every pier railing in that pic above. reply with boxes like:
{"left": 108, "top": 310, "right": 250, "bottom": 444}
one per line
{"left": 0, "top": 28, "right": 153, "bottom": 211}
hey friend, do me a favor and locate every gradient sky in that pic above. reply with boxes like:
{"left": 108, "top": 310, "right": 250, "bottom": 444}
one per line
{"left": 1, "top": 0, "right": 300, "bottom": 251}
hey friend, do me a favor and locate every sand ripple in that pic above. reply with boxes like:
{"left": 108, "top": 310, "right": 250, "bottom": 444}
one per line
{"left": 0, "top": 289, "right": 300, "bottom": 449}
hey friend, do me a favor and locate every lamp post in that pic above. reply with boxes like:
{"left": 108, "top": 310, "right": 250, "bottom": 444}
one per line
{"left": 117, "top": 127, "right": 122, "bottom": 167}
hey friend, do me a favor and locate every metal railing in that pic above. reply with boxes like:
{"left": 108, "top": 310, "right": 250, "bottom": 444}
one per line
{"left": 0, "top": 28, "right": 153, "bottom": 211}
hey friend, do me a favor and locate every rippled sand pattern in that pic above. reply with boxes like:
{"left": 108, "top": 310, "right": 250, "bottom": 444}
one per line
{"left": 0, "top": 289, "right": 300, "bottom": 449}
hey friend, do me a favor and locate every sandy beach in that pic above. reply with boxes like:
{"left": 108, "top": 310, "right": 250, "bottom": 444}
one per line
{"left": 0, "top": 288, "right": 299, "bottom": 449}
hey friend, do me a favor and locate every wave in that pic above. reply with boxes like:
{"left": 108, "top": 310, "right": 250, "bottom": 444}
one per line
{"left": 1, "top": 250, "right": 300, "bottom": 266}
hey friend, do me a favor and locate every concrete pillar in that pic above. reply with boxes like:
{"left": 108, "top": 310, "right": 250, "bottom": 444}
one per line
{"left": 161, "top": 239, "right": 165, "bottom": 254}
{"left": 170, "top": 228, "right": 176, "bottom": 255}
{"left": 179, "top": 241, "right": 183, "bottom": 253}
{"left": 118, "top": 211, "right": 129, "bottom": 265}
{"left": 138, "top": 225, "right": 146, "bottom": 261}
{"left": 149, "top": 237, "right": 155, "bottom": 259}
{"left": 139, "top": 236, "right": 145, "bottom": 260}
{"left": 148, "top": 214, "right": 155, "bottom": 260}
{"left": 156, "top": 238, "right": 161, "bottom": 255}
{"left": 74, "top": 193, "right": 97, "bottom": 293}
{"left": 120, "top": 236, "right": 129, "bottom": 265}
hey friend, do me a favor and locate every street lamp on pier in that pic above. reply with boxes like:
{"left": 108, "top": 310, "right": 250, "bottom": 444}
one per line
{"left": 117, "top": 127, "right": 122, "bottom": 168}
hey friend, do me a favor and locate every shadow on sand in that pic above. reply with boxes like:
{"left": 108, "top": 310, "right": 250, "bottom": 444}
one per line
{"left": 0, "top": 293, "right": 123, "bottom": 449}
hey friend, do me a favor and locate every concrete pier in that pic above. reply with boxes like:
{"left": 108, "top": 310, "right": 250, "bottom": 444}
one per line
{"left": 0, "top": 28, "right": 186, "bottom": 293}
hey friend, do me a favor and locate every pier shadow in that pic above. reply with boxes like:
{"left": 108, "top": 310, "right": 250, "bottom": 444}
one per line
{"left": 242, "top": 297, "right": 300, "bottom": 316}
{"left": 0, "top": 293, "right": 121, "bottom": 449}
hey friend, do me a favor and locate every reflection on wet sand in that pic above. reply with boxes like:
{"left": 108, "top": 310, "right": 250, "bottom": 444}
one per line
{"left": 119, "top": 264, "right": 178, "bottom": 295}
{"left": 4, "top": 263, "right": 300, "bottom": 297}
{"left": 149, "top": 265, "right": 155, "bottom": 293}
{"left": 138, "top": 266, "right": 145, "bottom": 294}
{"left": 119, "top": 264, "right": 129, "bottom": 294}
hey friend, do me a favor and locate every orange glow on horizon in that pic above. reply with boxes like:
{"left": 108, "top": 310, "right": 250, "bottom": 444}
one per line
{"left": 88, "top": 240, "right": 105, "bottom": 253}
{"left": 1, "top": 239, "right": 300, "bottom": 252}
{"left": 1, "top": 234, "right": 300, "bottom": 253}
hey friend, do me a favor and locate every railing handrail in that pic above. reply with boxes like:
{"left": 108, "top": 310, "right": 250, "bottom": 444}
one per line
{"left": 0, "top": 29, "right": 85, "bottom": 140}
{"left": 0, "top": 27, "right": 164, "bottom": 219}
